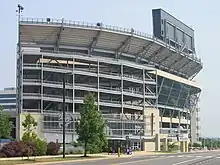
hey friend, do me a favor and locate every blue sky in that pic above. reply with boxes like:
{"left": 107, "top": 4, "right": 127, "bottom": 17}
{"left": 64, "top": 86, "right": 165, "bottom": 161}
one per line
{"left": 1, "top": 0, "right": 219, "bottom": 137}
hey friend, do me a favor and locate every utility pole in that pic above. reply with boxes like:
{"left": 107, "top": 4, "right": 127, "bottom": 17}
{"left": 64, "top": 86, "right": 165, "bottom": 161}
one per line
{"left": 62, "top": 73, "right": 66, "bottom": 158}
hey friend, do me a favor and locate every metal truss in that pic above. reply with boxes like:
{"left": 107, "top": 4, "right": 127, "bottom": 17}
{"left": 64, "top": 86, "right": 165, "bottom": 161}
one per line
{"left": 146, "top": 46, "right": 165, "bottom": 62}
{"left": 188, "top": 64, "right": 202, "bottom": 79}
{"left": 157, "top": 51, "right": 174, "bottom": 66}
{"left": 168, "top": 55, "right": 186, "bottom": 72}
{"left": 115, "top": 28, "right": 134, "bottom": 58}
{"left": 54, "top": 18, "right": 64, "bottom": 52}
{"left": 135, "top": 42, "right": 154, "bottom": 62}
{"left": 42, "top": 112, "right": 146, "bottom": 138}
{"left": 89, "top": 26, "right": 102, "bottom": 55}
{"left": 179, "top": 60, "right": 195, "bottom": 73}
{"left": 150, "top": 48, "right": 169, "bottom": 62}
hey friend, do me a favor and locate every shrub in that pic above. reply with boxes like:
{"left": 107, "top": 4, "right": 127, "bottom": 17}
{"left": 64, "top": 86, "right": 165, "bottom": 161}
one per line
{"left": 47, "top": 142, "right": 61, "bottom": 155}
{"left": 0, "top": 152, "right": 7, "bottom": 158}
{"left": 2, "top": 141, "right": 30, "bottom": 157}
{"left": 23, "top": 141, "right": 37, "bottom": 157}
{"left": 34, "top": 138, "right": 47, "bottom": 156}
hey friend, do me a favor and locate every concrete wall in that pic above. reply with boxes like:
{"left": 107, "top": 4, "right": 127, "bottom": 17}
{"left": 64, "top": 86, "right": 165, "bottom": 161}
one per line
{"left": 144, "top": 108, "right": 160, "bottom": 136}
{"left": 18, "top": 112, "right": 44, "bottom": 140}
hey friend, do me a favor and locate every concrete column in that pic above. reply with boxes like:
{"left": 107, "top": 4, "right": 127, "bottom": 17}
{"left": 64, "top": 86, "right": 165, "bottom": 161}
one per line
{"left": 155, "top": 134, "right": 160, "bottom": 151}
{"left": 180, "top": 141, "right": 185, "bottom": 152}
{"left": 185, "top": 141, "right": 189, "bottom": 152}
{"left": 163, "top": 138, "right": 168, "bottom": 151}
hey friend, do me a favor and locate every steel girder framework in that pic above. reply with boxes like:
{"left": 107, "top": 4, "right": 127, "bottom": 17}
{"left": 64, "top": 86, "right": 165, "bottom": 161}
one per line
{"left": 19, "top": 18, "right": 203, "bottom": 79}
{"left": 42, "top": 112, "right": 149, "bottom": 139}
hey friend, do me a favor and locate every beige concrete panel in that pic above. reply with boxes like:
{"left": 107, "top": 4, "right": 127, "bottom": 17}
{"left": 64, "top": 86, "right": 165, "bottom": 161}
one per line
{"left": 19, "top": 112, "right": 44, "bottom": 140}
{"left": 163, "top": 138, "right": 168, "bottom": 151}
{"left": 171, "top": 118, "right": 179, "bottom": 123}
{"left": 162, "top": 117, "right": 171, "bottom": 123}
{"left": 143, "top": 140, "right": 155, "bottom": 151}
{"left": 144, "top": 108, "right": 160, "bottom": 136}
{"left": 155, "top": 134, "right": 160, "bottom": 151}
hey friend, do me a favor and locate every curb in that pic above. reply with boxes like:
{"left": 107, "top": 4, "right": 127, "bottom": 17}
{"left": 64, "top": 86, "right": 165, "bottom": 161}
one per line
{"left": 16, "top": 156, "right": 131, "bottom": 165}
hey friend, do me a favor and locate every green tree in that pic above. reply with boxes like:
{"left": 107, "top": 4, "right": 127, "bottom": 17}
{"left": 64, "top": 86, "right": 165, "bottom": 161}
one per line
{"left": 192, "top": 143, "right": 201, "bottom": 148}
{"left": 0, "top": 105, "right": 13, "bottom": 139}
{"left": 22, "top": 113, "right": 47, "bottom": 156}
{"left": 76, "top": 93, "right": 107, "bottom": 157}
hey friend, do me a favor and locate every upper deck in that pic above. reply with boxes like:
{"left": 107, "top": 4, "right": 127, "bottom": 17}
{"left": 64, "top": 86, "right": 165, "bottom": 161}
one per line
{"left": 19, "top": 17, "right": 203, "bottom": 79}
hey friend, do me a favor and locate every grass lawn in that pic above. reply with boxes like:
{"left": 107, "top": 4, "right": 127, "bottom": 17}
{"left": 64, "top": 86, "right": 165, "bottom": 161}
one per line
{"left": 0, "top": 156, "right": 104, "bottom": 165}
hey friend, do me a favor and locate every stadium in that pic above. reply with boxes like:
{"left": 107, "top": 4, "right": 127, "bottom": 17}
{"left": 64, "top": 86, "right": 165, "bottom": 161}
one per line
{"left": 16, "top": 9, "right": 202, "bottom": 152}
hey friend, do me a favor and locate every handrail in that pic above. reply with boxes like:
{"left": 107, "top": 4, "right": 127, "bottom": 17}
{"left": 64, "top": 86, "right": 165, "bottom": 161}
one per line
{"left": 23, "top": 63, "right": 154, "bottom": 82}
{"left": 20, "top": 17, "right": 202, "bottom": 64}
{"left": 23, "top": 79, "right": 155, "bottom": 97}
{"left": 23, "top": 93, "right": 73, "bottom": 100}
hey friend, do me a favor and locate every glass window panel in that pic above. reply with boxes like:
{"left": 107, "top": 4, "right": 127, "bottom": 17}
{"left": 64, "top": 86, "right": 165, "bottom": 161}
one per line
{"left": 166, "top": 23, "right": 175, "bottom": 40}
{"left": 0, "top": 99, "right": 16, "bottom": 103}
{"left": 173, "top": 82, "right": 181, "bottom": 91}
{"left": 179, "top": 91, "right": 188, "bottom": 100}
{"left": 185, "top": 34, "right": 192, "bottom": 50}
{"left": 160, "top": 86, "right": 171, "bottom": 95}
{"left": 170, "top": 89, "right": 180, "bottom": 98}
{"left": 167, "top": 96, "right": 177, "bottom": 106}
{"left": 177, "top": 98, "right": 185, "bottom": 108}
{"left": 177, "top": 29, "right": 184, "bottom": 44}
{"left": 163, "top": 78, "right": 173, "bottom": 87}
{"left": 158, "top": 94, "right": 168, "bottom": 104}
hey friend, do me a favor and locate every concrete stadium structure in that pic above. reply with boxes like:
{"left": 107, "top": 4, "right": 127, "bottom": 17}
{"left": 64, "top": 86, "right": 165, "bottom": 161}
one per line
{"left": 16, "top": 11, "right": 202, "bottom": 151}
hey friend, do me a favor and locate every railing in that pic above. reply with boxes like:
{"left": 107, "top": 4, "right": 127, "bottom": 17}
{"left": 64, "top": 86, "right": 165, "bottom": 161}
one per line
{"left": 23, "top": 79, "right": 41, "bottom": 83}
{"left": 22, "top": 79, "right": 156, "bottom": 97}
{"left": 20, "top": 17, "right": 202, "bottom": 64}
{"left": 103, "top": 113, "right": 144, "bottom": 121}
{"left": 23, "top": 93, "right": 73, "bottom": 100}
{"left": 23, "top": 63, "right": 156, "bottom": 83}
{"left": 123, "top": 88, "right": 142, "bottom": 95}
{"left": 160, "top": 128, "right": 188, "bottom": 134}
{"left": 44, "top": 80, "right": 73, "bottom": 87}
{"left": 123, "top": 74, "right": 142, "bottom": 81}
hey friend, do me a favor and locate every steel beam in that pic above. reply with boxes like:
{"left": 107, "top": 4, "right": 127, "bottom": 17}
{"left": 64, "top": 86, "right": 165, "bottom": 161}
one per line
{"left": 149, "top": 47, "right": 167, "bottom": 62}
{"left": 187, "top": 63, "right": 202, "bottom": 78}
{"left": 189, "top": 67, "right": 202, "bottom": 80}
{"left": 179, "top": 60, "right": 195, "bottom": 73}
{"left": 165, "top": 81, "right": 175, "bottom": 107}
{"left": 157, "top": 51, "right": 172, "bottom": 65}
{"left": 90, "top": 28, "right": 102, "bottom": 55}
{"left": 168, "top": 55, "right": 185, "bottom": 72}
{"left": 115, "top": 28, "right": 134, "bottom": 58}
{"left": 136, "top": 42, "right": 154, "bottom": 62}
{"left": 146, "top": 46, "right": 165, "bottom": 62}
{"left": 158, "top": 77, "right": 165, "bottom": 97}
{"left": 54, "top": 18, "right": 64, "bottom": 52}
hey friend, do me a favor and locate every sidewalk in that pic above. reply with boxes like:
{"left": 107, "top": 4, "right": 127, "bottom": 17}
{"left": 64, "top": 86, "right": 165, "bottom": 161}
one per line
{"left": 0, "top": 151, "right": 157, "bottom": 161}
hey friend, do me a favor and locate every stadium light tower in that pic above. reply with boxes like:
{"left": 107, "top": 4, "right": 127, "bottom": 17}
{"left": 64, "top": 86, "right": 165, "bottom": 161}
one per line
{"left": 16, "top": 4, "right": 24, "bottom": 21}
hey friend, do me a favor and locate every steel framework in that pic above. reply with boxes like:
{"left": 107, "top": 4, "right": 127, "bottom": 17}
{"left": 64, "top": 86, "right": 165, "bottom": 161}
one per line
{"left": 16, "top": 17, "right": 202, "bottom": 144}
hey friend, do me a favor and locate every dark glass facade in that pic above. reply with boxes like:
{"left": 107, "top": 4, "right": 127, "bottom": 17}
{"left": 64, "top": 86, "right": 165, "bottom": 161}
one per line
{"left": 158, "top": 76, "right": 200, "bottom": 109}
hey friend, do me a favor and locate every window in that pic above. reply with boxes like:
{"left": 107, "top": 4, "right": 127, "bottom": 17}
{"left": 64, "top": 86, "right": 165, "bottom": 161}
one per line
{"left": 0, "top": 94, "right": 16, "bottom": 98}
{"left": 0, "top": 99, "right": 16, "bottom": 103}
{"left": 1, "top": 105, "right": 16, "bottom": 109}
{"left": 161, "top": 19, "right": 164, "bottom": 24}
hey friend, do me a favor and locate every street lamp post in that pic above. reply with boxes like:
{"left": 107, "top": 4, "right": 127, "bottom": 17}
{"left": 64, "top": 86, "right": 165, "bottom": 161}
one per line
{"left": 62, "top": 73, "right": 66, "bottom": 158}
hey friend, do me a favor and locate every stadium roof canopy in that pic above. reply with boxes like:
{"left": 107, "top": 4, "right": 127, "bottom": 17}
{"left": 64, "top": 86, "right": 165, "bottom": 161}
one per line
{"left": 19, "top": 18, "right": 203, "bottom": 79}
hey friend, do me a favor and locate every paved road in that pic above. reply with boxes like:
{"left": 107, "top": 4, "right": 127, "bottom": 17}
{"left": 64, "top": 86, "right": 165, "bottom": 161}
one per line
{"left": 53, "top": 151, "right": 220, "bottom": 165}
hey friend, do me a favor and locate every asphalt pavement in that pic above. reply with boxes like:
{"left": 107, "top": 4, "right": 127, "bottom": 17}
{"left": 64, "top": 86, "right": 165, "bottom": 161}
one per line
{"left": 51, "top": 151, "right": 220, "bottom": 165}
